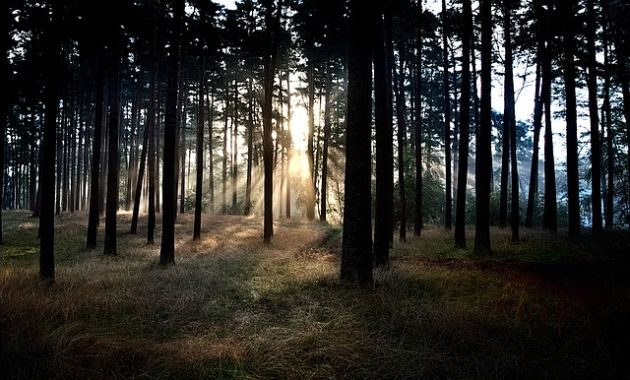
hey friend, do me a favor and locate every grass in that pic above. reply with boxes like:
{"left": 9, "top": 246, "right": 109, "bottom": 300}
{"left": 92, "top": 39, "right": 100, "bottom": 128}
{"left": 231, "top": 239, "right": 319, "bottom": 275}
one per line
{"left": 1, "top": 210, "right": 629, "bottom": 379}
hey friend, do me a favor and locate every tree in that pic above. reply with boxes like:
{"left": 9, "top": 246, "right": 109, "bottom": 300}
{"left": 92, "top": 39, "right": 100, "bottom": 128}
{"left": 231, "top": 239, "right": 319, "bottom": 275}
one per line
{"left": 374, "top": 2, "right": 393, "bottom": 267}
{"left": 103, "top": 0, "right": 123, "bottom": 256}
{"left": 341, "top": 0, "right": 373, "bottom": 286}
{"left": 475, "top": 0, "right": 492, "bottom": 255}
{"left": 160, "top": 0, "right": 185, "bottom": 265}
{"left": 560, "top": 0, "right": 581, "bottom": 237}
{"left": 40, "top": 0, "right": 62, "bottom": 280}
{"left": 504, "top": 0, "right": 519, "bottom": 242}
{"left": 86, "top": 22, "right": 106, "bottom": 249}
{"left": 193, "top": 0, "right": 209, "bottom": 241}
{"left": 586, "top": 0, "right": 603, "bottom": 232}
{"left": 454, "top": 0, "right": 471, "bottom": 248}
{"left": 540, "top": 1, "right": 557, "bottom": 233}
{"left": 0, "top": 0, "right": 8, "bottom": 244}
{"left": 441, "top": 0, "right": 452, "bottom": 230}
{"left": 413, "top": 0, "right": 423, "bottom": 238}
{"left": 262, "top": 0, "right": 280, "bottom": 243}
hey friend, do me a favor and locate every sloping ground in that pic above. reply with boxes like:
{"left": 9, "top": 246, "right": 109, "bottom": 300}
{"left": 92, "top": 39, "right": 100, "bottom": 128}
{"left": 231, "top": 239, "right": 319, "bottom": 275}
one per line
{"left": 1, "top": 211, "right": 629, "bottom": 379}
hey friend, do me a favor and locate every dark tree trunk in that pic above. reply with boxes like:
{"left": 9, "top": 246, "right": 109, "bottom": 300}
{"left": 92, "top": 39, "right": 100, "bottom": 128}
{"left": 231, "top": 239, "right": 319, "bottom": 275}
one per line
{"left": 586, "top": 0, "right": 603, "bottom": 232}
{"left": 147, "top": 4, "right": 159, "bottom": 244}
{"left": 560, "top": 0, "right": 581, "bottom": 236}
{"left": 208, "top": 91, "right": 215, "bottom": 213}
{"left": 40, "top": 0, "right": 62, "bottom": 280}
{"left": 285, "top": 69, "right": 292, "bottom": 219}
{"left": 103, "top": 0, "right": 122, "bottom": 256}
{"left": 474, "top": 0, "right": 492, "bottom": 255}
{"left": 87, "top": 49, "right": 106, "bottom": 248}
{"left": 222, "top": 81, "right": 228, "bottom": 214}
{"left": 454, "top": 0, "right": 471, "bottom": 248}
{"left": 193, "top": 47, "right": 205, "bottom": 241}
{"left": 130, "top": 101, "right": 149, "bottom": 234}
{"left": 160, "top": 0, "right": 184, "bottom": 265}
{"left": 394, "top": 51, "right": 407, "bottom": 242}
{"left": 306, "top": 64, "right": 316, "bottom": 220}
{"left": 441, "top": 0, "right": 452, "bottom": 230}
{"left": 414, "top": 0, "right": 423, "bottom": 237}
{"left": 541, "top": 3, "right": 557, "bottom": 233}
{"left": 263, "top": 0, "right": 279, "bottom": 243}
{"left": 374, "top": 3, "right": 393, "bottom": 267}
{"left": 232, "top": 80, "right": 238, "bottom": 211}
{"left": 341, "top": 0, "right": 373, "bottom": 286}
{"left": 0, "top": 0, "right": 8, "bottom": 244}
{"left": 504, "top": 0, "right": 519, "bottom": 242}
{"left": 244, "top": 77, "right": 253, "bottom": 215}
{"left": 320, "top": 69, "right": 332, "bottom": 222}
{"left": 526, "top": 60, "right": 543, "bottom": 229}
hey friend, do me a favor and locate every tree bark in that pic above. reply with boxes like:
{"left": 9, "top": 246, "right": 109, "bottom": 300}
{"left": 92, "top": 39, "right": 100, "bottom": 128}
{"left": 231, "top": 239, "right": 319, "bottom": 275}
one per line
{"left": 560, "top": 0, "right": 581, "bottom": 236}
{"left": 40, "top": 0, "right": 62, "bottom": 280}
{"left": 441, "top": 0, "right": 452, "bottom": 230}
{"left": 341, "top": 0, "right": 373, "bottom": 286}
{"left": 414, "top": 0, "right": 423, "bottom": 237}
{"left": 160, "top": 0, "right": 184, "bottom": 265}
{"left": 454, "top": 0, "right": 471, "bottom": 248}
{"left": 103, "top": 0, "right": 123, "bottom": 256}
{"left": 374, "top": 3, "right": 393, "bottom": 267}
{"left": 474, "top": 0, "right": 492, "bottom": 255}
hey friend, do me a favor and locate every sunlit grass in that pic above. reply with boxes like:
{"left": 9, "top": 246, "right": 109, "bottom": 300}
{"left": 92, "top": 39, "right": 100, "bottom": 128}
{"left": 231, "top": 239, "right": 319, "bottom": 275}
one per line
{"left": 1, "top": 211, "right": 629, "bottom": 379}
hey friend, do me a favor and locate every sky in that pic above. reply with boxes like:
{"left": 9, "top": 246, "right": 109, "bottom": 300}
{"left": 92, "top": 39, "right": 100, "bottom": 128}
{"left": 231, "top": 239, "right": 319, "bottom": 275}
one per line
{"left": 214, "top": 0, "right": 236, "bottom": 10}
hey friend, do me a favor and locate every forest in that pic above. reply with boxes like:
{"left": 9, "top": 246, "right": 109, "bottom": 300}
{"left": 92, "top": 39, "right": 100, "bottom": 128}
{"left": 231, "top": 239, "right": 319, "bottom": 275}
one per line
{"left": 1, "top": 0, "right": 630, "bottom": 378}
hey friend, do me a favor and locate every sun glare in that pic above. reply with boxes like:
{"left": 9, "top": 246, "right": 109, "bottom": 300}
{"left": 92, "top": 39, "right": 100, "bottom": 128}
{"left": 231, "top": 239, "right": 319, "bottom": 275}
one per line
{"left": 289, "top": 106, "right": 309, "bottom": 151}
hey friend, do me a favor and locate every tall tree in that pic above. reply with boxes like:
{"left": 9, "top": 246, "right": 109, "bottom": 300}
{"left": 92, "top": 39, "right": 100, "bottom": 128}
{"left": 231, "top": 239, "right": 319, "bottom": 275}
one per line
{"left": 193, "top": 1, "right": 208, "bottom": 241}
{"left": 413, "top": 0, "right": 423, "bottom": 237}
{"left": 160, "top": 0, "right": 185, "bottom": 264}
{"left": 374, "top": 3, "right": 393, "bottom": 267}
{"left": 40, "top": 0, "right": 62, "bottom": 280}
{"left": 394, "top": 50, "right": 408, "bottom": 242}
{"left": 103, "top": 0, "right": 123, "bottom": 256}
{"left": 454, "top": 0, "right": 471, "bottom": 248}
{"left": 586, "top": 0, "right": 603, "bottom": 232}
{"left": 475, "top": 0, "right": 492, "bottom": 255}
{"left": 441, "top": 0, "right": 452, "bottom": 230}
{"left": 560, "top": 0, "right": 581, "bottom": 236}
{"left": 147, "top": 0, "right": 160, "bottom": 244}
{"left": 541, "top": 1, "right": 557, "bottom": 232}
{"left": 0, "top": 0, "right": 8, "bottom": 244}
{"left": 341, "top": 0, "right": 373, "bottom": 286}
{"left": 504, "top": 0, "right": 519, "bottom": 242}
{"left": 262, "top": 0, "right": 280, "bottom": 242}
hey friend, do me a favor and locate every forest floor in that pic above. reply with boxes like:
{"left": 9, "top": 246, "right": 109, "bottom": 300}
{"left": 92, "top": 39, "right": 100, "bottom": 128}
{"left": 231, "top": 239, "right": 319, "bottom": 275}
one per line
{"left": 1, "top": 210, "right": 630, "bottom": 379}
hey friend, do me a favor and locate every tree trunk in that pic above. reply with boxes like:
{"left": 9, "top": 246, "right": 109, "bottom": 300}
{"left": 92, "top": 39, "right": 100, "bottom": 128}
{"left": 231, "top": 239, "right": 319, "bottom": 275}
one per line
{"left": 306, "top": 64, "right": 316, "bottom": 220}
{"left": 561, "top": 0, "right": 581, "bottom": 237}
{"left": 341, "top": 0, "right": 373, "bottom": 286}
{"left": 232, "top": 79, "right": 238, "bottom": 210}
{"left": 394, "top": 51, "right": 407, "bottom": 242}
{"left": 40, "top": 0, "right": 62, "bottom": 280}
{"left": 414, "top": 0, "right": 423, "bottom": 237}
{"left": 441, "top": 0, "right": 452, "bottom": 230}
{"left": 103, "top": 0, "right": 122, "bottom": 256}
{"left": 0, "top": 0, "right": 8, "bottom": 243}
{"left": 454, "top": 0, "right": 471, "bottom": 248}
{"left": 374, "top": 3, "right": 393, "bottom": 267}
{"left": 541, "top": 2, "right": 557, "bottom": 233}
{"left": 320, "top": 69, "right": 332, "bottom": 222}
{"left": 147, "top": 3, "right": 159, "bottom": 244}
{"left": 193, "top": 46, "right": 205, "bottom": 241}
{"left": 474, "top": 0, "right": 492, "bottom": 255}
{"left": 245, "top": 77, "right": 253, "bottom": 215}
{"left": 285, "top": 68, "right": 292, "bottom": 219}
{"left": 87, "top": 48, "right": 105, "bottom": 248}
{"left": 263, "top": 0, "right": 280, "bottom": 242}
{"left": 525, "top": 60, "right": 543, "bottom": 229}
{"left": 586, "top": 0, "right": 603, "bottom": 232}
{"left": 160, "top": 0, "right": 184, "bottom": 265}
{"left": 504, "top": 0, "right": 519, "bottom": 242}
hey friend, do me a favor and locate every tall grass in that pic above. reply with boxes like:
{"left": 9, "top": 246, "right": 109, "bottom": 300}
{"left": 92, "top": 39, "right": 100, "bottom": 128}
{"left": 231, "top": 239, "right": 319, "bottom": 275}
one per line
{"left": 1, "top": 211, "right": 629, "bottom": 379}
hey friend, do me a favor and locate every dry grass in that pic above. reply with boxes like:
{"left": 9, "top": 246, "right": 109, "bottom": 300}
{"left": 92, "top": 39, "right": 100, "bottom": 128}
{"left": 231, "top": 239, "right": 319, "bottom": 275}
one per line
{"left": 1, "top": 211, "right": 630, "bottom": 379}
